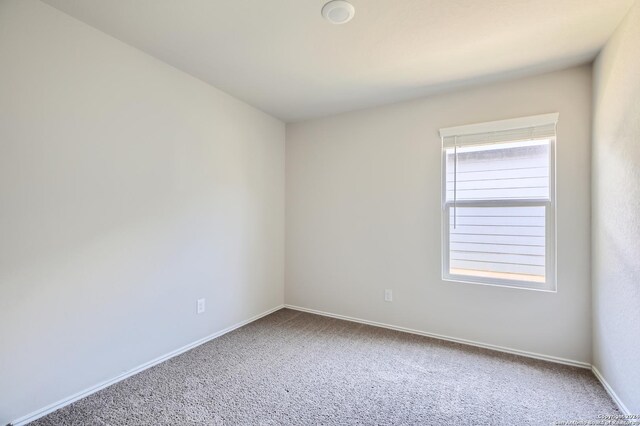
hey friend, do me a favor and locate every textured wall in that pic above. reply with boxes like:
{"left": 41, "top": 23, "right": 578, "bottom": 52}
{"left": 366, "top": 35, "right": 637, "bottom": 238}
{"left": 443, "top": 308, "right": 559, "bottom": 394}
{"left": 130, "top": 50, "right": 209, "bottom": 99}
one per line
{"left": 0, "top": 1, "right": 284, "bottom": 423}
{"left": 286, "top": 66, "right": 593, "bottom": 364}
{"left": 592, "top": 0, "right": 640, "bottom": 414}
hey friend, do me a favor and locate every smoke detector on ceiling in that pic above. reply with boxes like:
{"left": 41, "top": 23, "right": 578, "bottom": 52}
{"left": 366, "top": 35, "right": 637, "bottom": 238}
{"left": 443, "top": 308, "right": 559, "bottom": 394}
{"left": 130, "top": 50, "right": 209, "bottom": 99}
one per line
{"left": 322, "top": 0, "right": 355, "bottom": 25}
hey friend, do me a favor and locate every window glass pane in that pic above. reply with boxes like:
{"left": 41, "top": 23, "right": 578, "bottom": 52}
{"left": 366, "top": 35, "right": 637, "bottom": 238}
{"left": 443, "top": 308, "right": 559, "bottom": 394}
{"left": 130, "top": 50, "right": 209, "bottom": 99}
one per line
{"left": 446, "top": 140, "right": 550, "bottom": 201}
{"left": 449, "top": 205, "right": 546, "bottom": 283}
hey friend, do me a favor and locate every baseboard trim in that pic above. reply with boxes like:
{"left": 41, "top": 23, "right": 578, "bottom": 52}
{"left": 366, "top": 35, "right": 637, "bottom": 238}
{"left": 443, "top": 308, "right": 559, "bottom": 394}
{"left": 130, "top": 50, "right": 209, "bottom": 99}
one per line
{"left": 9, "top": 304, "right": 285, "bottom": 426}
{"left": 591, "top": 366, "right": 631, "bottom": 415}
{"left": 284, "top": 304, "right": 591, "bottom": 369}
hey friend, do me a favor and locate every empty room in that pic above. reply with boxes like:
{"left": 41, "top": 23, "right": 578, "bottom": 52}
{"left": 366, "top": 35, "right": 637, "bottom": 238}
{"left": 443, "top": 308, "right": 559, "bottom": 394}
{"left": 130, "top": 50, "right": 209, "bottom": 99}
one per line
{"left": 1, "top": 0, "right": 639, "bottom": 424}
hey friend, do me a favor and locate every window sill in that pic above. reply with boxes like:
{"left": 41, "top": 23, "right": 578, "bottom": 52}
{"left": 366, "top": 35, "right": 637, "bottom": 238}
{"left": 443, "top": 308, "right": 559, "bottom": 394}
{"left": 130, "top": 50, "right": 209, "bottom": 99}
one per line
{"left": 442, "top": 275, "right": 557, "bottom": 293}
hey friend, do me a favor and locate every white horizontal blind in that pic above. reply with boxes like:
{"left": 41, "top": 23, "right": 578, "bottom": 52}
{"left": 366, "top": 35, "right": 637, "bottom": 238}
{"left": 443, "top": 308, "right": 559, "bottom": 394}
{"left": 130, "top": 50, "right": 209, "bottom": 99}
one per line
{"left": 442, "top": 123, "right": 556, "bottom": 149}
{"left": 440, "top": 114, "right": 557, "bottom": 290}
{"left": 445, "top": 141, "right": 550, "bottom": 201}
{"left": 440, "top": 113, "right": 558, "bottom": 147}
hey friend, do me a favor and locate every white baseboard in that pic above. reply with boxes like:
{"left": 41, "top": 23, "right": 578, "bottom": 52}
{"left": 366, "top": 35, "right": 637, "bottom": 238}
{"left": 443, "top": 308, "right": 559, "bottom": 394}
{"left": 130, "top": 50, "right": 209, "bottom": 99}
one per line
{"left": 284, "top": 304, "right": 591, "bottom": 369}
{"left": 10, "top": 304, "right": 285, "bottom": 426}
{"left": 591, "top": 366, "right": 631, "bottom": 415}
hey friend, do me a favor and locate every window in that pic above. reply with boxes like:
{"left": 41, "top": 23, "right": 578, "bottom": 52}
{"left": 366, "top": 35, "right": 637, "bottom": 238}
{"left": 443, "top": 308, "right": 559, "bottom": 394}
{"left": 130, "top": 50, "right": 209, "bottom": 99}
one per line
{"left": 440, "top": 114, "right": 557, "bottom": 291}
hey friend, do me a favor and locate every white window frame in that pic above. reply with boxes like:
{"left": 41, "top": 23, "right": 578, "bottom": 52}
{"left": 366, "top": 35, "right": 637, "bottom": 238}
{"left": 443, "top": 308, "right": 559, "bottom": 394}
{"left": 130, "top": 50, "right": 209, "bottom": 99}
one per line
{"left": 439, "top": 114, "right": 557, "bottom": 292}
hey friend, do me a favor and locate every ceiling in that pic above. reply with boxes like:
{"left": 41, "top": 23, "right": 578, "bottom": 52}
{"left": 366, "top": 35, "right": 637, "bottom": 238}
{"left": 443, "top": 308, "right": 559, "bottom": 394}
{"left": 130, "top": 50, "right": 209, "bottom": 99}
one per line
{"left": 42, "top": 0, "right": 634, "bottom": 122}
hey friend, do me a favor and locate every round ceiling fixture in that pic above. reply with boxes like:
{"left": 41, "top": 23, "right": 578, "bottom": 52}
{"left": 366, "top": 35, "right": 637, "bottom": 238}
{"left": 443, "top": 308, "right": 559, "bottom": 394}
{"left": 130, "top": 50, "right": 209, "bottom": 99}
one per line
{"left": 321, "top": 0, "right": 355, "bottom": 25}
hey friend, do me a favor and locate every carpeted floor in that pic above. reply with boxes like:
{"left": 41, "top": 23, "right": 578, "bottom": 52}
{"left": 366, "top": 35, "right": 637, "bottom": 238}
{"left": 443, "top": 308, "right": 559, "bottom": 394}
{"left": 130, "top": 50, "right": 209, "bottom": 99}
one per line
{"left": 32, "top": 308, "right": 620, "bottom": 425}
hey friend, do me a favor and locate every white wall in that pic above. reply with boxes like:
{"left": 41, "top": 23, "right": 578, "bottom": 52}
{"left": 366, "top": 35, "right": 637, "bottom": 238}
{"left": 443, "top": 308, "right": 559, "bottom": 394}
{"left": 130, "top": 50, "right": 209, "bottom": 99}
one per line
{"left": 286, "top": 66, "right": 592, "bottom": 364}
{"left": 592, "top": 0, "right": 640, "bottom": 414}
{"left": 0, "top": 1, "right": 284, "bottom": 423}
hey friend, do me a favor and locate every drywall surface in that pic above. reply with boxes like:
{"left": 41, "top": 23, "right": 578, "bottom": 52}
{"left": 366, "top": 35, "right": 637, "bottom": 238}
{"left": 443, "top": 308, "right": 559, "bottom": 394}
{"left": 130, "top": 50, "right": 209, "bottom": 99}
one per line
{"left": 286, "top": 66, "right": 592, "bottom": 364}
{"left": 592, "top": 1, "right": 640, "bottom": 414}
{"left": 0, "top": 1, "right": 284, "bottom": 423}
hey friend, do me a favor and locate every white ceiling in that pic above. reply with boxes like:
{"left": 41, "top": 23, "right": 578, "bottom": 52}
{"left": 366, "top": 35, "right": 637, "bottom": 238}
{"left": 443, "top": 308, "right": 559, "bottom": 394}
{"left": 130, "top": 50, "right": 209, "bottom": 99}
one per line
{"left": 42, "top": 0, "right": 634, "bottom": 122}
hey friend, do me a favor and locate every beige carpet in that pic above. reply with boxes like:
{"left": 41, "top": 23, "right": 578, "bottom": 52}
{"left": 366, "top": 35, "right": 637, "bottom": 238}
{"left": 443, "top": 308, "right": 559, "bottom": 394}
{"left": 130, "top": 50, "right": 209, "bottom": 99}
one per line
{"left": 32, "top": 308, "right": 620, "bottom": 425}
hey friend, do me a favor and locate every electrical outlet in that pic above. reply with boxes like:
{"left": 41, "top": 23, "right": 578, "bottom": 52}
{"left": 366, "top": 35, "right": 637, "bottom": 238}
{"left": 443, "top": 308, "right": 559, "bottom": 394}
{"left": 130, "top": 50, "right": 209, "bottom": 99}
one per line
{"left": 384, "top": 289, "right": 393, "bottom": 302}
{"left": 197, "top": 298, "right": 206, "bottom": 314}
